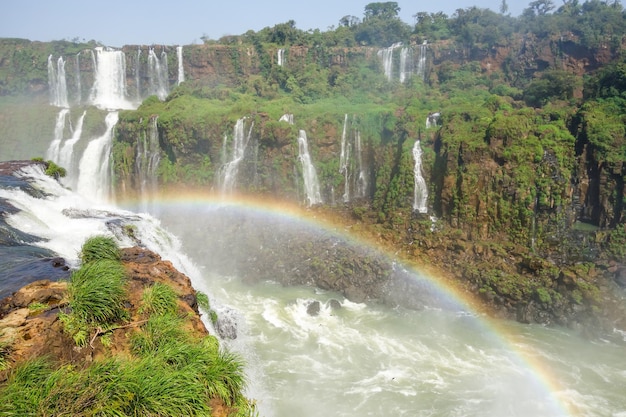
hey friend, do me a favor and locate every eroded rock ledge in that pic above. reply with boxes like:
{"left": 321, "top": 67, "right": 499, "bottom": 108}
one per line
{"left": 0, "top": 246, "right": 206, "bottom": 379}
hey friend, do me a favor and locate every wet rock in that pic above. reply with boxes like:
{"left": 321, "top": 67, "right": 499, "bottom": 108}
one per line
{"left": 328, "top": 299, "right": 342, "bottom": 311}
{"left": 215, "top": 310, "right": 238, "bottom": 340}
{"left": 307, "top": 300, "right": 321, "bottom": 316}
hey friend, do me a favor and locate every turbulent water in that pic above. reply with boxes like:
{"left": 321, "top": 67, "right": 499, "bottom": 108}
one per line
{"left": 1, "top": 167, "right": 626, "bottom": 417}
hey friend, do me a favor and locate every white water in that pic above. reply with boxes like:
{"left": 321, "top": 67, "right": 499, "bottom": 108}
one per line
{"left": 417, "top": 41, "right": 428, "bottom": 81}
{"left": 47, "top": 55, "right": 69, "bottom": 108}
{"left": 148, "top": 48, "right": 169, "bottom": 100}
{"left": 278, "top": 113, "right": 294, "bottom": 124}
{"left": 412, "top": 140, "right": 428, "bottom": 213}
{"left": 154, "top": 203, "right": 626, "bottom": 417}
{"left": 74, "top": 53, "right": 82, "bottom": 105}
{"left": 377, "top": 42, "right": 402, "bottom": 81}
{"left": 177, "top": 46, "right": 185, "bottom": 85}
{"left": 45, "top": 109, "right": 70, "bottom": 162}
{"left": 57, "top": 110, "right": 87, "bottom": 190}
{"left": 89, "top": 47, "right": 135, "bottom": 110}
{"left": 2, "top": 167, "right": 626, "bottom": 417}
{"left": 76, "top": 111, "right": 119, "bottom": 202}
{"left": 355, "top": 130, "right": 367, "bottom": 198}
{"left": 339, "top": 114, "right": 351, "bottom": 202}
{"left": 219, "top": 117, "right": 252, "bottom": 193}
{"left": 297, "top": 129, "right": 322, "bottom": 206}
{"left": 399, "top": 47, "right": 411, "bottom": 83}
{"left": 277, "top": 49, "right": 285, "bottom": 67}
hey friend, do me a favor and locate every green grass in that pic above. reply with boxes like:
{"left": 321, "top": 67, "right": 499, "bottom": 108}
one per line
{"left": 79, "top": 235, "right": 121, "bottom": 264}
{"left": 139, "top": 282, "right": 179, "bottom": 317}
{"left": 68, "top": 259, "right": 127, "bottom": 325}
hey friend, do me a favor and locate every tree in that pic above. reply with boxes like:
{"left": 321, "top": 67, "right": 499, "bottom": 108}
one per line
{"left": 364, "top": 2, "right": 401, "bottom": 20}
{"left": 500, "top": 0, "right": 509, "bottom": 14}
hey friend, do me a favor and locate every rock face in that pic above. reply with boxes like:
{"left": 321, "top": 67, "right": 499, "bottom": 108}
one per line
{"left": 0, "top": 247, "right": 206, "bottom": 378}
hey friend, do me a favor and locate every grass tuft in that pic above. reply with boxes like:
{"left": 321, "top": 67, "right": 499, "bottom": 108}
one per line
{"left": 79, "top": 235, "right": 121, "bottom": 264}
{"left": 139, "top": 282, "right": 179, "bottom": 317}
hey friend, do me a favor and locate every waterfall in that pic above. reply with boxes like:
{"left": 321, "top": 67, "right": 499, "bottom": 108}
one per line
{"left": 377, "top": 42, "right": 402, "bottom": 81}
{"left": 76, "top": 111, "right": 119, "bottom": 202}
{"left": 219, "top": 118, "right": 252, "bottom": 193}
{"left": 279, "top": 113, "right": 294, "bottom": 124}
{"left": 135, "top": 48, "right": 142, "bottom": 101}
{"left": 426, "top": 112, "right": 440, "bottom": 129}
{"left": 148, "top": 48, "right": 169, "bottom": 100}
{"left": 58, "top": 110, "right": 87, "bottom": 190}
{"left": 277, "top": 49, "right": 285, "bottom": 66}
{"left": 339, "top": 114, "right": 351, "bottom": 202}
{"left": 297, "top": 130, "right": 322, "bottom": 206}
{"left": 136, "top": 116, "right": 161, "bottom": 213}
{"left": 416, "top": 41, "right": 428, "bottom": 81}
{"left": 47, "top": 55, "right": 69, "bottom": 108}
{"left": 412, "top": 140, "right": 428, "bottom": 213}
{"left": 45, "top": 109, "right": 69, "bottom": 162}
{"left": 399, "top": 47, "right": 413, "bottom": 83}
{"left": 89, "top": 47, "right": 134, "bottom": 110}
{"left": 177, "top": 46, "right": 185, "bottom": 85}
{"left": 74, "top": 53, "right": 82, "bottom": 105}
{"left": 355, "top": 130, "right": 367, "bottom": 198}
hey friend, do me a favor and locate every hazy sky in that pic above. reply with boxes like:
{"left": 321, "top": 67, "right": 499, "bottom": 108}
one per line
{"left": 4, "top": 0, "right": 534, "bottom": 47}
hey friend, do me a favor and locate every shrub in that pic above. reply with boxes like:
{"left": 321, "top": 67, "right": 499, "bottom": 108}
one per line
{"left": 140, "top": 282, "right": 179, "bottom": 317}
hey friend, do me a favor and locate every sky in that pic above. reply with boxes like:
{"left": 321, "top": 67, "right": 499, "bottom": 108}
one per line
{"left": 2, "top": 0, "right": 532, "bottom": 47}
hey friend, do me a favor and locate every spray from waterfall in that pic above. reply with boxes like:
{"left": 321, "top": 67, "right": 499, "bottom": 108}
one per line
{"left": 177, "top": 46, "right": 185, "bottom": 85}
{"left": 412, "top": 140, "right": 428, "bottom": 213}
{"left": 219, "top": 118, "right": 253, "bottom": 193}
{"left": 297, "top": 130, "right": 322, "bottom": 206}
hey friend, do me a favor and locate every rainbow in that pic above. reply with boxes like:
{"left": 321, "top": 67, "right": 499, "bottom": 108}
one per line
{"left": 119, "top": 190, "right": 578, "bottom": 417}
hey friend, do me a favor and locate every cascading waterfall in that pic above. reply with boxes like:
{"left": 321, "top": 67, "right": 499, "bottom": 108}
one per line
{"left": 148, "top": 48, "right": 169, "bottom": 100}
{"left": 45, "top": 109, "right": 69, "bottom": 162}
{"left": 47, "top": 55, "right": 69, "bottom": 108}
{"left": 277, "top": 49, "right": 285, "bottom": 66}
{"left": 57, "top": 110, "right": 86, "bottom": 190}
{"left": 297, "top": 129, "right": 322, "bottom": 206}
{"left": 74, "top": 53, "right": 82, "bottom": 105}
{"left": 426, "top": 112, "right": 440, "bottom": 129}
{"left": 135, "top": 48, "right": 142, "bottom": 101}
{"left": 176, "top": 46, "right": 185, "bottom": 85}
{"left": 339, "top": 114, "right": 351, "bottom": 202}
{"left": 279, "top": 113, "right": 294, "bottom": 124}
{"left": 416, "top": 41, "right": 428, "bottom": 81}
{"left": 412, "top": 140, "right": 428, "bottom": 213}
{"left": 399, "top": 47, "right": 412, "bottom": 83}
{"left": 136, "top": 116, "right": 161, "bottom": 213}
{"left": 76, "top": 111, "right": 119, "bottom": 202}
{"left": 377, "top": 42, "right": 402, "bottom": 81}
{"left": 219, "top": 118, "right": 253, "bottom": 193}
{"left": 355, "top": 130, "right": 367, "bottom": 198}
{"left": 89, "top": 47, "right": 134, "bottom": 110}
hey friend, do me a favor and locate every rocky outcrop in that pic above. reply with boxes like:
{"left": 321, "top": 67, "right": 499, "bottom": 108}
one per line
{"left": 0, "top": 247, "right": 206, "bottom": 377}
